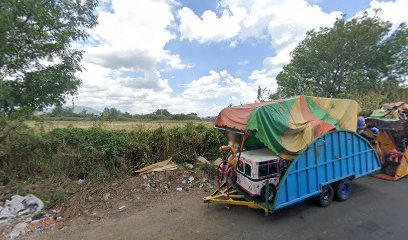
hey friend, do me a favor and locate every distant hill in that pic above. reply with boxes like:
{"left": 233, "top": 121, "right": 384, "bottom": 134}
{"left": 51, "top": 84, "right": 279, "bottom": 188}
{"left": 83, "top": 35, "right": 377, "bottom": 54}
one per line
{"left": 71, "top": 105, "right": 101, "bottom": 115}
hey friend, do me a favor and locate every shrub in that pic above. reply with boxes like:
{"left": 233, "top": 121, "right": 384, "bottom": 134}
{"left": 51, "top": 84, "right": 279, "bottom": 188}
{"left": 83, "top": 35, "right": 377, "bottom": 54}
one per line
{"left": 0, "top": 120, "right": 222, "bottom": 183}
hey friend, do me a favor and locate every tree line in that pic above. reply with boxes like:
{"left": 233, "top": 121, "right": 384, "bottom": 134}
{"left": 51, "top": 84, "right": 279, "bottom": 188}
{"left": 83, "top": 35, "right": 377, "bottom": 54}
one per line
{"left": 44, "top": 106, "right": 201, "bottom": 121}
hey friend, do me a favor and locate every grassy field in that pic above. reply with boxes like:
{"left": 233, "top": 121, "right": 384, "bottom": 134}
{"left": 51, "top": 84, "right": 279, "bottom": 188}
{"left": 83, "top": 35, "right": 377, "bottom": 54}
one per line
{"left": 26, "top": 120, "right": 214, "bottom": 131}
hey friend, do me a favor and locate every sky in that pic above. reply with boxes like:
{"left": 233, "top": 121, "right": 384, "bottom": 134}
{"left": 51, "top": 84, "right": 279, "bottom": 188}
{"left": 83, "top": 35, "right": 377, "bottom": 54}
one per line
{"left": 73, "top": 0, "right": 408, "bottom": 116}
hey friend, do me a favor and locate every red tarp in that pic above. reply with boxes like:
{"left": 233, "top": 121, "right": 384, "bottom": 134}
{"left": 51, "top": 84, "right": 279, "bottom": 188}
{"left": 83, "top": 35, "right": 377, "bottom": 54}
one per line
{"left": 214, "top": 99, "right": 284, "bottom": 131}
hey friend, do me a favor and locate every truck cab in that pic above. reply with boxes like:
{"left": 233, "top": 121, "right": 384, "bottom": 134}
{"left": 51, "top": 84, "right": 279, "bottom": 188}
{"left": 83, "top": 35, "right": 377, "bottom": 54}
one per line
{"left": 236, "top": 148, "right": 281, "bottom": 202}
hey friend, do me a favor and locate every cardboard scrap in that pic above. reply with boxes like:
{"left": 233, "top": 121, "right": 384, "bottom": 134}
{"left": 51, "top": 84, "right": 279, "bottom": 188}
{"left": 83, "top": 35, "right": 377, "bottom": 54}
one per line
{"left": 135, "top": 158, "right": 178, "bottom": 175}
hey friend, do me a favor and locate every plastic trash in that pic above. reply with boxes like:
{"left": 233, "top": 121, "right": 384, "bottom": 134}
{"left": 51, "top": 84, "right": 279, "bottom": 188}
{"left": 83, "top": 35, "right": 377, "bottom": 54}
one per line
{"left": 0, "top": 194, "right": 44, "bottom": 222}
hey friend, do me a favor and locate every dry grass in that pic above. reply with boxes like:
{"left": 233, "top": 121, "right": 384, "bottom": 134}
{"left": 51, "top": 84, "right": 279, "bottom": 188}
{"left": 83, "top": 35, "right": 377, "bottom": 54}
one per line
{"left": 26, "top": 120, "right": 214, "bottom": 131}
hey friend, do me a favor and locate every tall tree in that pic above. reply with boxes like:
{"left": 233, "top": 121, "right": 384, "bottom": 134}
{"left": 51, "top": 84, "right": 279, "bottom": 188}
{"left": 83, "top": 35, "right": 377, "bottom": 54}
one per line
{"left": 155, "top": 109, "right": 170, "bottom": 116}
{"left": 274, "top": 11, "right": 408, "bottom": 102}
{"left": 0, "top": 0, "right": 98, "bottom": 114}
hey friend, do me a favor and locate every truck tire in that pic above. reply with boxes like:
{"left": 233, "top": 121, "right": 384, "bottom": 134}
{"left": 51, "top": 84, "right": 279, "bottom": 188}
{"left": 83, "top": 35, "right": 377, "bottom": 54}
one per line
{"left": 261, "top": 185, "right": 276, "bottom": 203}
{"left": 334, "top": 179, "right": 352, "bottom": 201}
{"left": 318, "top": 185, "right": 334, "bottom": 207}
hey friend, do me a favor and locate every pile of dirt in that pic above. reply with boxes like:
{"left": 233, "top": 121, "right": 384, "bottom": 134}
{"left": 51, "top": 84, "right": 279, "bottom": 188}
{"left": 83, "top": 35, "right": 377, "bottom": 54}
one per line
{"left": 62, "top": 166, "right": 215, "bottom": 223}
{"left": 1, "top": 161, "right": 218, "bottom": 239}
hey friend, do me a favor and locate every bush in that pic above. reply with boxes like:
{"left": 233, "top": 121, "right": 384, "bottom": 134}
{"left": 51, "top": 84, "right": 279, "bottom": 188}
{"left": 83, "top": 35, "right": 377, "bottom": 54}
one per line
{"left": 0, "top": 120, "right": 222, "bottom": 183}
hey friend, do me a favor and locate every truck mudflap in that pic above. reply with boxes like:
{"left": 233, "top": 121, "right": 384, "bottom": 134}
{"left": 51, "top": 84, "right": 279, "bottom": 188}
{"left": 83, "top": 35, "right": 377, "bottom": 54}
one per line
{"left": 204, "top": 181, "right": 273, "bottom": 216}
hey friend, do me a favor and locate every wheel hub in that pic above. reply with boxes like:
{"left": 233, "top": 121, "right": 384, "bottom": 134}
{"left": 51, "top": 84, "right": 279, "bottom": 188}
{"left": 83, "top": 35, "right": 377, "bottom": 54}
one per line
{"left": 323, "top": 190, "right": 329, "bottom": 200}
{"left": 341, "top": 184, "right": 350, "bottom": 197}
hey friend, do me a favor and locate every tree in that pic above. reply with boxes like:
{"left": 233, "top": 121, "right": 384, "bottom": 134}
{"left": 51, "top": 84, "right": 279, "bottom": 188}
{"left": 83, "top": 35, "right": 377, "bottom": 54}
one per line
{"left": 51, "top": 105, "right": 74, "bottom": 117}
{"left": 101, "top": 108, "right": 122, "bottom": 122}
{"left": 274, "top": 11, "right": 408, "bottom": 103}
{"left": 0, "top": 0, "right": 98, "bottom": 114}
{"left": 155, "top": 109, "right": 170, "bottom": 116}
{"left": 256, "top": 86, "right": 270, "bottom": 102}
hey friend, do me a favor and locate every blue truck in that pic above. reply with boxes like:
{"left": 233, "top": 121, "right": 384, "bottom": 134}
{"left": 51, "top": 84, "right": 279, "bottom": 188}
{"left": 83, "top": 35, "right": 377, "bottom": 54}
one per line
{"left": 205, "top": 97, "right": 381, "bottom": 214}
{"left": 205, "top": 130, "right": 381, "bottom": 214}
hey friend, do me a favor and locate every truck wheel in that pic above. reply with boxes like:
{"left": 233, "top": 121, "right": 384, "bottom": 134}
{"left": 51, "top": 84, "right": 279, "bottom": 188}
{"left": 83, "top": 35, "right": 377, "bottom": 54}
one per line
{"left": 261, "top": 186, "right": 276, "bottom": 203}
{"left": 335, "top": 179, "right": 352, "bottom": 201}
{"left": 318, "top": 185, "right": 334, "bottom": 207}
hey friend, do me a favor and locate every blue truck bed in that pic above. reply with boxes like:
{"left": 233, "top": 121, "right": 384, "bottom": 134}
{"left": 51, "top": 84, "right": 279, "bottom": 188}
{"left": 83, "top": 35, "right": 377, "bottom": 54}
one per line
{"left": 273, "top": 130, "right": 381, "bottom": 210}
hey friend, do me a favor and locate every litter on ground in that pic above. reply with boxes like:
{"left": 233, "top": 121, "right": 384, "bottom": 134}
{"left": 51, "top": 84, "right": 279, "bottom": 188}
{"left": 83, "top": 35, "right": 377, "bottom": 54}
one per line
{"left": 0, "top": 194, "right": 62, "bottom": 239}
{"left": 0, "top": 194, "right": 44, "bottom": 222}
{"left": 184, "top": 163, "right": 194, "bottom": 169}
{"left": 196, "top": 156, "right": 210, "bottom": 164}
{"left": 135, "top": 158, "right": 178, "bottom": 175}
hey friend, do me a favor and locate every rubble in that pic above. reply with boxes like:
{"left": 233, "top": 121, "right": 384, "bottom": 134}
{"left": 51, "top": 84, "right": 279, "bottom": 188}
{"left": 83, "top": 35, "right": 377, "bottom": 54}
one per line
{"left": 28, "top": 213, "right": 63, "bottom": 234}
{"left": 149, "top": 180, "right": 157, "bottom": 188}
{"left": 77, "top": 179, "right": 86, "bottom": 185}
{"left": 103, "top": 193, "right": 111, "bottom": 201}
{"left": 0, "top": 195, "right": 63, "bottom": 239}
{"left": 181, "top": 176, "right": 195, "bottom": 184}
{"left": 0, "top": 194, "right": 44, "bottom": 221}
{"left": 1, "top": 162, "right": 217, "bottom": 239}
{"left": 8, "top": 222, "right": 28, "bottom": 239}
{"left": 184, "top": 163, "right": 194, "bottom": 169}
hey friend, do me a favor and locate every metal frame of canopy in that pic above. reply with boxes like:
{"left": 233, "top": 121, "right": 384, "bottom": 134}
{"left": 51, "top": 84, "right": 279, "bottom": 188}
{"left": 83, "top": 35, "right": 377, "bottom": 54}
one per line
{"left": 214, "top": 126, "right": 248, "bottom": 193}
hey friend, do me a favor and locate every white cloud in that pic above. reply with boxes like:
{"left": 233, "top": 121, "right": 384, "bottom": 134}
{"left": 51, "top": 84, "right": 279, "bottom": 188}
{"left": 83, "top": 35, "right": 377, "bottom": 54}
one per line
{"left": 182, "top": 69, "right": 277, "bottom": 105}
{"left": 178, "top": 0, "right": 341, "bottom": 80}
{"left": 78, "top": 0, "right": 186, "bottom": 95}
{"left": 356, "top": 0, "right": 408, "bottom": 27}
{"left": 179, "top": 0, "right": 341, "bottom": 47}
{"left": 75, "top": 0, "right": 193, "bottom": 114}
{"left": 179, "top": 7, "right": 244, "bottom": 43}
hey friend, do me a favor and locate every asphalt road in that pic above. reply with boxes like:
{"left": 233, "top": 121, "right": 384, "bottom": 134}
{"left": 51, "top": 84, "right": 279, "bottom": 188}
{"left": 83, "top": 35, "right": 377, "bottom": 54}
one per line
{"left": 39, "top": 176, "right": 408, "bottom": 240}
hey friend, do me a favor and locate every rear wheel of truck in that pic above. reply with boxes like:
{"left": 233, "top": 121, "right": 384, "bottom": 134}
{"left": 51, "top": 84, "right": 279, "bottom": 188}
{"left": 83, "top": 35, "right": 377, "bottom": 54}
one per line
{"left": 318, "top": 185, "right": 334, "bottom": 207}
{"left": 334, "top": 179, "right": 352, "bottom": 201}
{"left": 260, "top": 185, "right": 276, "bottom": 203}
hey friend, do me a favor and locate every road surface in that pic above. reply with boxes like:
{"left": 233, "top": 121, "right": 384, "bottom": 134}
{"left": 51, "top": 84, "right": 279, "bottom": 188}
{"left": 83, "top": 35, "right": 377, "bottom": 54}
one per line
{"left": 36, "top": 176, "right": 407, "bottom": 240}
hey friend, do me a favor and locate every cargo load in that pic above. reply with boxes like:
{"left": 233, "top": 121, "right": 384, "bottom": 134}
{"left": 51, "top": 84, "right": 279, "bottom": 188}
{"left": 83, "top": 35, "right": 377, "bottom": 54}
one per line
{"left": 366, "top": 102, "right": 408, "bottom": 181}
{"left": 214, "top": 96, "right": 361, "bottom": 160}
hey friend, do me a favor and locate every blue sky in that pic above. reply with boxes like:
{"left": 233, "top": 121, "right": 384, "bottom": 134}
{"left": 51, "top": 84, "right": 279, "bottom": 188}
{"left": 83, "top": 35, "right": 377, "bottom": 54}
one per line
{"left": 74, "top": 0, "right": 407, "bottom": 116}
